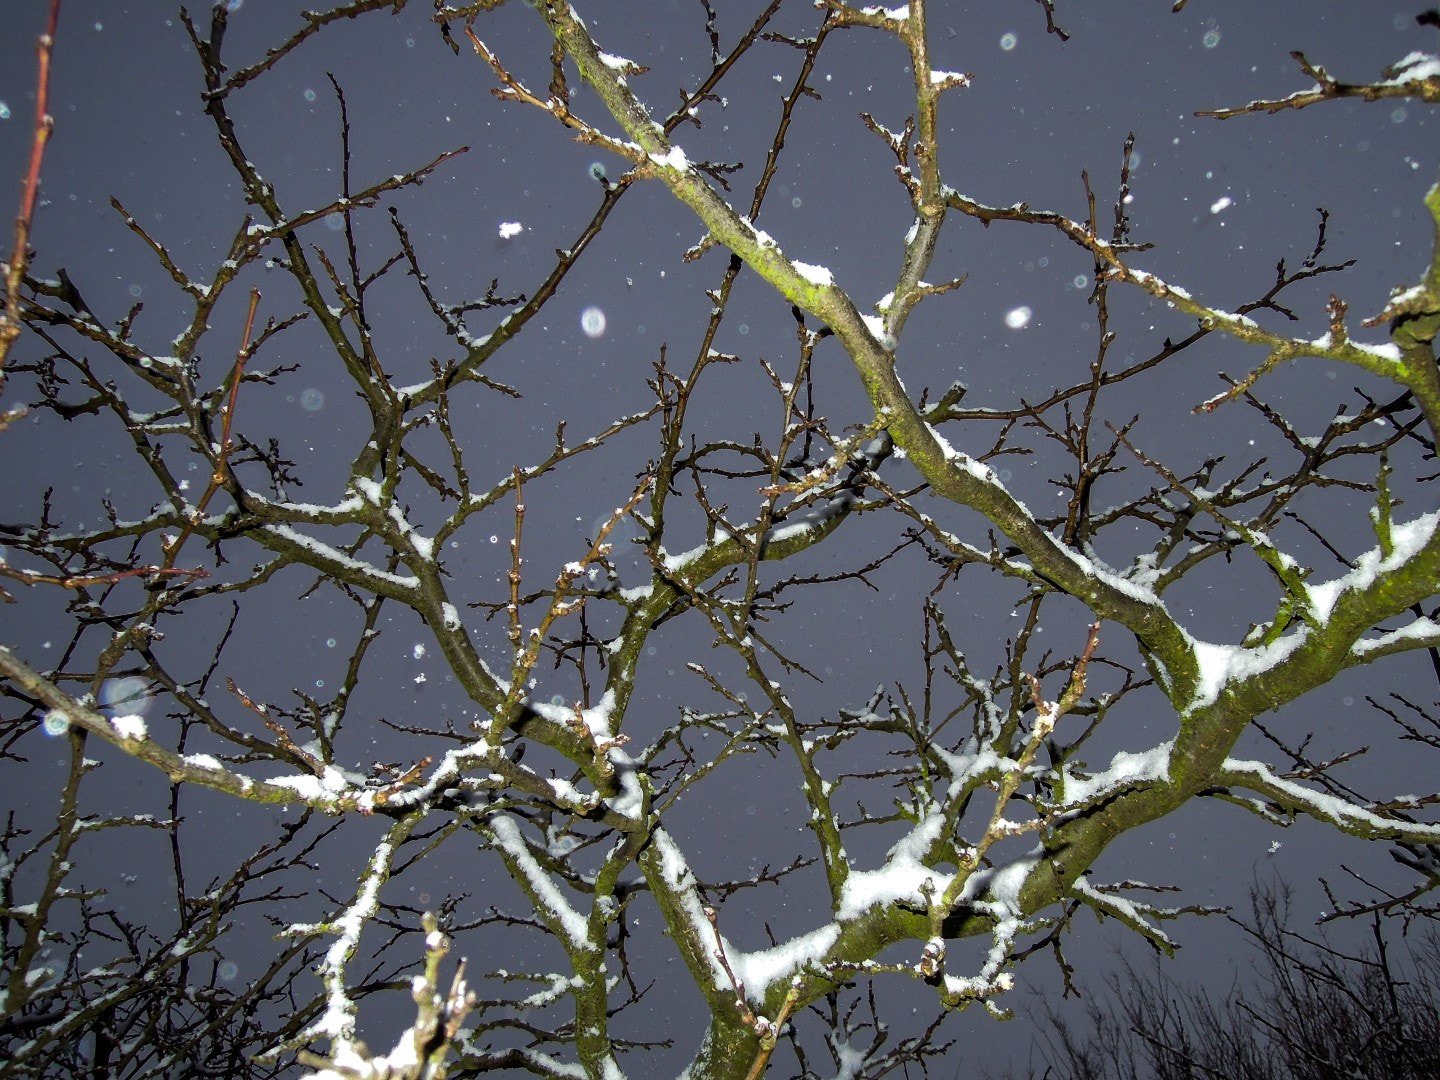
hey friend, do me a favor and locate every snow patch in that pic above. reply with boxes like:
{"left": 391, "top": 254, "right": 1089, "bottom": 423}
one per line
{"left": 791, "top": 260, "right": 834, "bottom": 287}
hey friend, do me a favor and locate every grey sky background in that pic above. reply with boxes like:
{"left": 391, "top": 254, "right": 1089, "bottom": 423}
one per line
{"left": 2, "top": 1, "right": 1438, "bottom": 1076}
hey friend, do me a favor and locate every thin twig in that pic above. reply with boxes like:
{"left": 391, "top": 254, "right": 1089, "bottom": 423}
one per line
{"left": 0, "top": 0, "right": 62, "bottom": 426}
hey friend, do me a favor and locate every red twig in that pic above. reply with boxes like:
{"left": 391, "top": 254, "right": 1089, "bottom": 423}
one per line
{"left": 0, "top": 0, "right": 62, "bottom": 421}
{"left": 0, "top": 562, "right": 208, "bottom": 603}
{"left": 163, "top": 287, "right": 261, "bottom": 565}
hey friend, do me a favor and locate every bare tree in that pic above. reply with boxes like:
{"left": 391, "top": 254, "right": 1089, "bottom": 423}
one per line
{"left": 1016, "top": 883, "right": 1440, "bottom": 1080}
{"left": 2, "top": 2, "right": 1440, "bottom": 1078}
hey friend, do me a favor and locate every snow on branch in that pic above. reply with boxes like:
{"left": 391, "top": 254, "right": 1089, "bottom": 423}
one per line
{"left": 295, "top": 913, "right": 475, "bottom": 1080}
{"left": 1198, "top": 45, "right": 1440, "bottom": 120}
{"left": 282, "top": 817, "right": 417, "bottom": 1051}
{"left": 1216, "top": 757, "right": 1440, "bottom": 844}
{"left": 0, "top": 647, "right": 408, "bottom": 814}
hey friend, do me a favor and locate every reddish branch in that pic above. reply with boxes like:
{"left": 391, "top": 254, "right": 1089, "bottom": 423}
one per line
{"left": 0, "top": 562, "right": 208, "bottom": 603}
{"left": 162, "top": 287, "right": 261, "bottom": 567}
{"left": 0, "top": 0, "right": 62, "bottom": 425}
